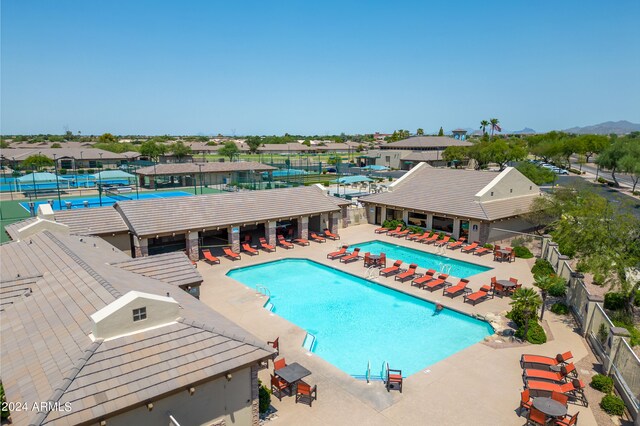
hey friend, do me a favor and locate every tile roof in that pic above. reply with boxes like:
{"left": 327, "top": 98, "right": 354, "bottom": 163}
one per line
{"left": 135, "top": 161, "right": 275, "bottom": 176}
{"left": 115, "top": 186, "right": 342, "bottom": 237}
{"left": 112, "top": 252, "right": 203, "bottom": 288}
{"left": 0, "top": 147, "right": 128, "bottom": 161}
{"left": 382, "top": 136, "right": 472, "bottom": 149}
{"left": 0, "top": 231, "right": 273, "bottom": 425}
{"left": 400, "top": 151, "right": 443, "bottom": 162}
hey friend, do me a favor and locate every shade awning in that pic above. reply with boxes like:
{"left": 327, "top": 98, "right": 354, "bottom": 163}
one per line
{"left": 332, "top": 175, "right": 374, "bottom": 184}
{"left": 91, "top": 170, "right": 135, "bottom": 179}
{"left": 16, "top": 172, "right": 61, "bottom": 183}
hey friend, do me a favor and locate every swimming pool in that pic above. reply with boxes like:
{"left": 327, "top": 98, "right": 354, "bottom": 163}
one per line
{"left": 353, "top": 240, "right": 491, "bottom": 278}
{"left": 227, "top": 259, "right": 493, "bottom": 377}
{"left": 20, "top": 191, "right": 193, "bottom": 211}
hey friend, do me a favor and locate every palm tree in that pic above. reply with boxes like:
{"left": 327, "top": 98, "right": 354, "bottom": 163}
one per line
{"left": 480, "top": 120, "right": 489, "bottom": 135}
{"left": 510, "top": 287, "right": 542, "bottom": 341}
{"left": 489, "top": 118, "right": 501, "bottom": 137}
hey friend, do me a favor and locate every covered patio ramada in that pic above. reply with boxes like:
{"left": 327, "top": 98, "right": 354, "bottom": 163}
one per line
{"left": 115, "top": 185, "right": 350, "bottom": 260}
{"left": 359, "top": 163, "right": 542, "bottom": 244}
{"left": 134, "top": 161, "right": 276, "bottom": 189}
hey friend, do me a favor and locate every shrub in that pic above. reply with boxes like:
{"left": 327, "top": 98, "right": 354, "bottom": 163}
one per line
{"left": 590, "top": 374, "right": 614, "bottom": 394}
{"left": 515, "top": 321, "right": 547, "bottom": 344}
{"left": 512, "top": 237, "right": 525, "bottom": 247}
{"left": 550, "top": 302, "right": 569, "bottom": 315}
{"left": 547, "top": 279, "right": 567, "bottom": 297}
{"left": 77, "top": 169, "right": 85, "bottom": 175}
{"left": 483, "top": 243, "right": 494, "bottom": 249}
{"left": 604, "top": 292, "right": 627, "bottom": 311}
{"left": 600, "top": 394, "right": 625, "bottom": 416}
{"left": 513, "top": 246, "right": 533, "bottom": 259}
{"left": 597, "top": 177, "right": 608, "bottom": 184}
{"left": 258, "top": 381, "right": 271, "bottom": 414}
{"left": 58, "top": 168, "right": 67, "bottom": 175}
{"left": 382, "top": 219, "right": 405, "bottom": 230}
{"left": 407, "top": 226, "right": 423, "bottom": 235}
{"left": 531, "top": 259, "right": 555, "bottom": 277}
{"left": 87, "top": 169, "right": 95, "bottom": 174}
{"left": 0, "top": 383, "right": 8, "bottom": 419}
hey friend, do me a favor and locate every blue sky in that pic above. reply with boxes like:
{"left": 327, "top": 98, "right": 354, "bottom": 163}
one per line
{"left": 2, "top": 0, "right": 639, "bottom": 135}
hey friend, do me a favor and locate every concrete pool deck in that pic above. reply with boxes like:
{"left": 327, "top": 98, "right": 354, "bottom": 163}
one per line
{"left": 197, "top": 224, "right": 599, "bottom": 425}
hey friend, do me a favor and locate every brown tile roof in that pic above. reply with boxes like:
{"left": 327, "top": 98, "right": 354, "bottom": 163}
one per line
{"left": 112, "top": 252, "right": 203, "bottom": 288}
{"left": 115, "top": 186, "right": 342, "bottom": 237}
{"left": 382, "top": 136, "right": 472, "bottom": 149}
{"left": 0, "top": 147, "right": 128, "bottom": 161}
{"left": 400, "top": 151, "right": 442, "bottom": 162}
{"left": 0, "top": 275, "right": 40, "bottom": 311}
{"left": 0, "top": 231, "right": 273, "bottom": 425}
{"left": 135, "top": 161, "right": 275, "bottom": 176}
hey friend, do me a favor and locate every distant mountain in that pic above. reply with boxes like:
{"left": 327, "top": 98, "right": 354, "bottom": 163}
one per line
{"left": 510, "top": 127, "right": 536, "bottom": 135}
{"left": 563, "top": 120, "right": 640, "bottom": 135}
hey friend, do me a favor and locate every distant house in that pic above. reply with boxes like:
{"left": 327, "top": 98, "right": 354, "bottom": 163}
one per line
{"left": 0, "top": 148, "right": 130, "bottom": 170}
{"left": 362, "top": 136, "right": 473, "bottom": 169}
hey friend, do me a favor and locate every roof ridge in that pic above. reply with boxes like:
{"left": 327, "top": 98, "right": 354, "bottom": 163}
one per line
{"left": 43, "top": 231, "right": 122, "bottom": 298}
{"left": 178, "top": 317, "right": 273, "bottom": 353}
{"left": 31, "top": 340, "right": 103, "bottom": 425}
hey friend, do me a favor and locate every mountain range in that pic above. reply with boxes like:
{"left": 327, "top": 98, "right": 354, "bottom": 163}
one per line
{"left": 562, "top": 120, "right": 640, "bottom": 135}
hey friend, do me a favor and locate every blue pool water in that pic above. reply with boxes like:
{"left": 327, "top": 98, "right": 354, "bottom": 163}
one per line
{"left": 353, "top": 240, "right": 491, "bottom": 278}
{"left": 227, "top": 259, "right": 493, "bottom": 377}
{"left": 20, "top": 191, "right": 192, "bottom": 211}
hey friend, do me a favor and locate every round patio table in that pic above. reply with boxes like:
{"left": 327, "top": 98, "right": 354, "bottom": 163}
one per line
{"left": 533, "top": 397, "right": 567, "bottom": 418}
{"left": 497, "top": 279, "right": 516, "bottom": 288}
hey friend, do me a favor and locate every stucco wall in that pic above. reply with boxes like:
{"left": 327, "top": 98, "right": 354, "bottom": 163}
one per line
{"left": 103, "top": 234, "right": 132, "bottom": 256}
{"left": 107, "top": 367, "right": 253, "bottom": 426}
{"left": 475, "top": 167, "right": 539, "bottom": 202}
{"left": 486, "top": 217, "right": 535, "bottom": 242}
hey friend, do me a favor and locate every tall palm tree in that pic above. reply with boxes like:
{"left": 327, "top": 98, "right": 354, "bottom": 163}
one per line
{"left": 489, "top": 118, "right": 501, "bottom": 137}
{"left": 480, "top": 120, "right": 489, "bottom": 135}
{"left": 510, "top": 287, "right": 542, "bottom": 341}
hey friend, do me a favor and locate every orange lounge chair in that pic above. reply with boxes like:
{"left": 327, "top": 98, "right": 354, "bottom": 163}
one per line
{"left": 461, "top": 242, "right": 479, "bottom": 253}
{"left": 434, "top": 236, "right": 450, "bottom": 247}
{"left": 327, "top": 245, "right": 349, "bottom": 259}
{"left": 386, "top": 226, "right": 403, "bottom": 236}
{"left": 310, "top": 232, "right": 326, "bottom": 243}
{"left": 463, "top": 285, "right": 493, "bottom": 305}
{"left": 521, "top": 352, "right": 573, "bottom": 369}
{"left": 242, "top": 243, "right": 259, "bottom": 256}
{"left": 375, "top": 226, "right": 390, "bottom": 234}
{"left": 447, "top": 237, "right": 466, "bottom": 250}
{"left": 406, "top": 232, "right": 423, "bottom": 241}
{"left": 414, "top": 233, "right": 432, "bottom": 243}
{"left": 293, "top": 238, "right": 310, "bottom": 246}
{"left": 473, "top": 246, "right": 491, "bottom": 256}
{"left": 323, "top": 229, "right": 340, "bottom": 240}
{"left": 202, "top": 249, "right": 221, "bottom": 264}
{"left": 223, "top": 247, "right": 241, "bottom": 260}
{"left": 259, "top": 237, "right": 276, "bottom": 252}
{"left": 411, "top": 269, "right": 436, "bottom": 288}
{"left": 526, "top": 379, "right": 588, "bottom": 406}
{"left": 425, "top": 274, "right": 449, "bottom": 291}
{"left": 340, "top": 248, "right": 361, "bottom": 263}
{"left": 443, "top": 279, "right": 469, "bottom": 297}
{"left": 393, "top": 229, "right": 410, "bottom": 238}
{"left": 380, "top": 260, "right": 402, "bottom": 277}
{"left": 523, "top": 363, "right": 577, "bottom": 383}
{"left": 395, "top": 263, "right": 420, "bottom": 282}
{"left": 277, "top": 235, "right": 294, "bottom": 249}
{"left": 421, "top": 234, "right": 439, "bottom": 244}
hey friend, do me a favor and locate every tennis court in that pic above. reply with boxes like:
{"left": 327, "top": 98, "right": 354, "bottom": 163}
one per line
{"left": 20, "top": 190, "right": 193, "bottom": 211}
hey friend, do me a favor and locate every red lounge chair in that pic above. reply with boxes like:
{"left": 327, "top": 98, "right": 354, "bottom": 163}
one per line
{"left": 406, "top": 232, "right": 423, "bottom": 241}
{"left": 472, "top": 246, "right": 490, "bottom": 256}
{"left": 521, "top": 352, "right": 573, "bottom": 369}
{"left": 386, "top": 226, "right": 403, "bottom": 236}
{"left": 242, "top": 243, "right": 259, "bottom": 256}
{"left": 556, "top": 412, "right": 579, "bottom": 426}
{"left": 202, "top": 249, "right": 220, "bottom": 264}
{"left": 259, "top": 237, "right": 276, "bottom": 252}
{"left": 386, "top": 367, "right": 403, "bottom": 393}
{"left": 310, "top": 232, "right": 326, "bottom": 243}
{"left": 271, "top": 374, "right": 289, "bottom": 401}
{"left": 463, "top": 286, "right": 493, "bottom": 305}
{"left": 223, "top": 247, "right": 241, "bottom": 260}
{"left": 293, "top": 238, "right": 310, "bottom": 246}
{"left": 443, "top": 279, "right": 469, "bottom": 297}
{"left": 461, "top": 242, "right": 479, "bottom": 253}
{"left": 374, "top": 226, "right": 390, "bottom": 234}
{"left": 324, "top": 229, "right": 340, "bottom": 240}
{"left": 414, "top": 233, "right": 432, "bottom": 243}
{"left": 393, "top": 229, "right": 410, "bottom": 238}
{"left": 380, "top": 260, "right": 402, "bottom": 277}
{"left": 277, "top": 235, "right": 294, "bottom": 249}
{"left": 447, "top": 237, "right": 466, "bottom": 249}
{"left": 411, "top": 274, "right": 433, "bottom": 289}
{"left": 525, "top": 379, "right": 588, "bottom": 406}
{"left": 395, "top": 263, "right": 419, "bottom": 282}
{"left": 295, "top": 381, "right": 318, "bottom": 407}
{"left": 523, "top": 364, "right": 577, "bottom": 383}
{"left": 340, "top": 248, "right": 361, "bottom": 263}
{"left": 425, "top": 274, "right": 449, "bottom": 291}
{"left": 422, "top": 234, "right": 439, "bottom": 244}
{"left": 327, "top": 245, "right": 349, "bottom": 259}
{"left": 434, "top": 236, "right": 450, "bottom": 247}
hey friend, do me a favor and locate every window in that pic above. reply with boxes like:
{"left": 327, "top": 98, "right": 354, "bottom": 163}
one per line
{"left": 133, "top": 307, "right": 147, "bottom": 322}
{"left": 510, "top": 189, "right": 513, "bottom": 193}
{"left": 490, "top": 191, "right": 494, "bottom": 196}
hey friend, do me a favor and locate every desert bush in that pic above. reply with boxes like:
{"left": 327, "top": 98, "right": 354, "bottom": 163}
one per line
{"left": 600, "top": 394, "right": 625, "bottom": 416}
{"left": 531, "top": 259, "right": 555, "bottom": 276}
{"left": 590, "top": 374, "right": 614, "bottom": 394}
{"left": 550, "top": 302, "right": 569, "bottom": 315}
{"left": 513, "top": 246, "right": 533, "bottom": 258}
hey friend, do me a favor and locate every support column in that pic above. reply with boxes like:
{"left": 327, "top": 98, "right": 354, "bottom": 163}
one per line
{"left": 250, "top": 365, "right": 260, "bottom": 426}
{"left": 380, "top": 206, "right": 387, "bottom": 223}
{"left": 228, "top": 226, "right": 240, "bottom": 253}
{"left": 604, "top": 327, "right": 632, "bottom": 375}
{"left": 133, "top": 237, "right": 148, "bottom": 258}
{"left": 149, "top": 176, "right": 155, "bottom": 189}
{"left": 320, "top": 213, "right": 329, "bottom": 231}
{"left": 452, "top": 219, "right": 461, "bottom": 239}
{"left": 581, "top": 294, "right": 603, "bottom": 337}
{"left": 266, "top": 221, "right": 277, "bottom": 247}
{"left": 329, "top": 212, "right": 339, "bottom": 232}
{"left": 341, "top": 206, "right": 349, "bottom": 228}
{"left": 186, "top": 231, "right": 199, "bottom": 261}
{"left": 479, "top": 222, "right": 491, "bottom": 245}
{"left": 298, "top": 216, "right": 309, "bottom": 239}
{"left": 426, "top": 214, "right": 433, "bottom": 231}
{"left": 402, "top": 210, "right": 409, "bottom": 224}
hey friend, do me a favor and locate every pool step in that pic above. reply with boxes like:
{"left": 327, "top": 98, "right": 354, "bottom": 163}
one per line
{"left": 302, "top": 332, "right": 316, "bottom": 352}
{"left": 263, "top": 301, "right": 274, "bottom": 312}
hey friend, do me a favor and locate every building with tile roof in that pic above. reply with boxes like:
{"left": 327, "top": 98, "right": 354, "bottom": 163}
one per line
{"left": 361, "top": 136, "right": 473, "bottom": 169}
{"left": 359, "top": 162, "right": 541, "bottom": 243}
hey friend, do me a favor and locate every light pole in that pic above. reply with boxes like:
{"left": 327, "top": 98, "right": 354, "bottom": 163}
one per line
{"left": 98, "top": 153, "right": 103, "bottom": 206}
{"left": 53, "top": 154, "right": 62, "bottom": 208}
{"left": 198, "top": 164, "right": 203, "bottom": 194}
{"left": 540, "top": 289, "right": 548, "bottom": 321}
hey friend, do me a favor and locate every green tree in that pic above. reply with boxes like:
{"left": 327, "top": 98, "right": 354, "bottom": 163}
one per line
{"left": 510, "top": 288, "right": 542, "bottom": 340}
{"left": 170, "top": 141, "right": 192, "bottom": 162}
{"left": 23, "top": 154, "right": 54, "bottom": 171}
{"left": 516, "top": 162, "right": 556, "bottom": 185}
{"left": 442, "top": 146, "right": 469, "bottom": 168}
{"left": 576, "top": 134, "right": 609, "bottom": 164}
{"left": 438, "top": 127, "right": 444, "bottom": 136}
{"left": 619, "top": 137, "right": 640, "bottom": 192}
{"left": 64, "top": 130, "right": 74, "bottom": 141}
{"left": 416, "top": 128, "right": 424, "bottom": 136}
{"left": 489, "top": 118, "right": 500, "bottom": 137}
{"left": 245, "top": 136, "right": 263, "bottom": 154}
{"left": 50, "top": 142, "right": 62, "bottom": 148}
{"left": 596, "top": 136, "right": 629, "bottom": 186}
{"left": 140, "top": 139, "right": 168, "bottom": 162}
{"left": 480, "top": 120, "right": 490, "bottom": 135}
{"left": 98, "top": 133, "right": 118, "bottom": 144}
{"left": 218, "top": 141, "right": 240, "bottom": 161}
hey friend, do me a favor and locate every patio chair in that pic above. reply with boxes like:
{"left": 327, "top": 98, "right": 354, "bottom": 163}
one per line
{"left": 277, "top": 235, "right": 294, "bottom": 249}
{"left": 259, "top": 237, "right": 276, "bottom": 252}
{"left": 395, "top": 263, "right": 420, "bottom": 282}
{"left": 463, "top": 285, "right": 493, "bottom": 305}
{"left": 295, "top": 381, "right": 318, "bottom": 407}
{"left": 393, "top": 229, "right": 410, "bottom": 238}
{"left": 526, "top": 379, "right": 588, "bottom": 406}
{"left": 223, "top": 247, "right": 241, "bottom": 260}
{"left": 323, "top": 228, "right": 340, "bottom": 240}
{"left": 267, "top": 337, "right": 280, "bottom": 356}
{"left": 379, "top": 260, "right": 402, "bottom": 277}
{"left": 340, "top": 248, "right": 361, "bottom": 263}
{"left": 242, "top": 243, "right": 259, "bottom": 256}
{"left": 434, "top": 236, "right": 450, "bottom": 247}
{"left": 202, "top": 249, "right": 221, "bottom": 264}
{"left": 425, "top": 274, "right": 449, "bottom": 292}
{"left": 310, "top": 232, "right": 326, "bottom": 243}
{"left": 551, "top": 390, "right": 570, "bottom": 407}
{"left": 520, "top": 352, "right": 573, "bottom": 369}
{"left": 274, "top": 357, "right": 287, "bottom": 372}
{"left": 519, "top": 389, "right": 533, "bottom": 416}
{"left": 443, "top": 279, "right": 469, "bottom": 298}
{"left": 327, "top": 245, "right": 349, "bottom": 259}
{"left": 386, "top": 367, "right": 403, "bottom": 393}
{"left": 461, "top": 242, "right": 479, "bottom": 253}
{"left": 293, "top": 238, "right": 310, "bottom": 246}
{"left": 473, "top": 246, "right": 491, "bottom": 256}
{"left": 523, "top": 364, "right": 577, "bottom": 384}
{"left": 378, "top": 253, "right": 387, "bottom": 268}
{"left": 363, "top": 252, "right": 373, "bottom": 267}
{"left": 526, "top": 407, "right": 547, "bottom": 426}
{"left": 510, "top": 250, "right": 516, "bottom": 262}
{"left": 555, "top": 411, "right": 579, "bottom": 426}
{"left": 271, "top": 374, "right": 289, "bottom": 401}
{"left": 386, "top": 226, "right": 403, "bottom": 237}
{"left": 447, "top": 237, "right": 466, "bottom": 250}
{"left": 421, "top": 234, "right": 439, "bottom": 244}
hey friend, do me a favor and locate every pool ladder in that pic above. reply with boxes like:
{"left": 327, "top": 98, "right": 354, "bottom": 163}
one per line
{"left": 364, "top": 360, "right": 387, "bottom": 383}
{"left": 364, "top": 265, "right": 379, "bottom": 280}
{"left": 256, "top": 285, "right": 271, "bottom": 298}
{"left": 438, "top": 263, "right": 452, "bottom": 275}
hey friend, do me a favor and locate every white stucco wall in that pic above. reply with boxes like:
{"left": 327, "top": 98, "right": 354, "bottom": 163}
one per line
{"left": 475, "top": 167, "right": 539, "bottom": 202}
